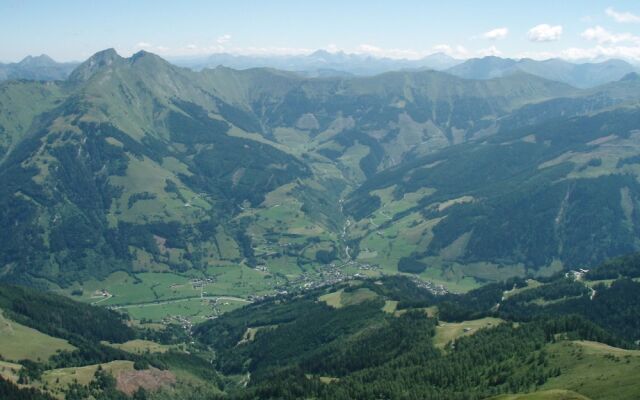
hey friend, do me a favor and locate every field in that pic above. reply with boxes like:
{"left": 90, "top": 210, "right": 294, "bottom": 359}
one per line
{"left": 319, "top": 287, "right": 378, "bottom": 309}
{"left": 433, "top": 317, "right": 504, "bottom": 349}
{"left": 540, "top": 340, "right": 640, "bottom": 400}
{"left": 491, "top": 389, "right": 591, "bottom": 400}
{"left": 39, "top": 360, "right": 135, "bottom": 397}
{"left": 493, "top": 339, "right": 640, "bottom": 400}
{"left": 103, "top": 339, "right": 173, "bottom": 354}
{"left": 0, "top": 360, "right": 22, "bottom": 383}
{"left": 382, "top": 300, "right": 398, "bottom": 313}
{"left": 0, "top": 312, "right": 75, "bottom": 361}
{"left": 120, "top": 297, "right": 249, "bottom": 323}
{"left": 58, "top": 266, "right": 262, "bottom": 325}
{"left": 503, "top": 279, "right": 543, "bottom": 299}
{"left": 64, "top": 265, "right": 274, "bottom": 306}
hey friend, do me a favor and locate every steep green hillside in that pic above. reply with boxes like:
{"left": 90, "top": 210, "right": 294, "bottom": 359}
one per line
{"left": 0, "top": 50, "right": 314, "bottom": 286}
{"left": 3, "top": 49, "right": 640, "bottom": 298}
{"left": 345, "top": 105, "right": 640, "bottom": 281}
{"left": 0, "top": 49, "right": 585, "bottom": 290}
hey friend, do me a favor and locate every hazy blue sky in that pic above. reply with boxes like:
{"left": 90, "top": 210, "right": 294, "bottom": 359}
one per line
{"left": 1, "top": 0, "right": 640, "bottom": 62}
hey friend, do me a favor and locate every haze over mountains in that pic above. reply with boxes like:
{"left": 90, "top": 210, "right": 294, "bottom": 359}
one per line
{"left": 447, "top": 56, "right": 638, "bottom": 88}
{"left": 170, "top": 50, "right": 464, "bottom": 76}
{"left": 0, "top": 54, "right": 79, "bottom": 81}
{"left": 3, "top": 50, "right": 638, "bottom": 88}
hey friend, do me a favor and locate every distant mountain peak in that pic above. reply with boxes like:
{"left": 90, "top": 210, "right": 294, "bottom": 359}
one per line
{"left": 130, "top": 50, "right": 154, "bottom": 61}
{"left": 18, "top": 54, "right": 57, "bottom": 66}
{"left": 68, "top": 48, "right": 124, "bottom": 82}
{"left": 447, "top": 56, "right": 636, "bottom": 88}
{"left": 80, "top": 48, "right": 123, "bottom": 69}
{"left": 129, "top": 50, "right": 167, "bottom": 65}
{"left": 92, "top": 48, "right": 122, "bottom": 63}
{"left": 309, "top": 49, "right": 333, "bottom": 57}
{"left": 423, "top": 52, "right": 455, "bottom": 60}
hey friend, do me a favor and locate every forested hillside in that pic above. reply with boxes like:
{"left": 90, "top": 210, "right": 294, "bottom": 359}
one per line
{"left": 2, "top": 49, "right": 640, "bottom": 291}
{"left": 2, "top": 253, "right": 640, "bottom": 399}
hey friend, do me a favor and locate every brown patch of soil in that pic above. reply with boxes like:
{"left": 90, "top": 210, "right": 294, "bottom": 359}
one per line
{"left": 116, "top": 368, "right": 176, "bottom": 395}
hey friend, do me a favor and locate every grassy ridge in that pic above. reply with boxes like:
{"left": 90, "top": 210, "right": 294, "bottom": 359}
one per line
{"left": 0, "top": 312, "right": 75, "bottom": 361}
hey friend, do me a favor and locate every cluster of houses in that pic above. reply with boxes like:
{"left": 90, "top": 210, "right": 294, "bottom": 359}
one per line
{"left": 162, "top": 314, "right": 194, "bottom": 330}
{"left": 190, "top": 277, "right": 215, "bottom": 289}
{"left": 408, "top": 275, "right": 449, "bottom": 295}
{"left": 565, "top": 268, "right": 589, "bottom": 280}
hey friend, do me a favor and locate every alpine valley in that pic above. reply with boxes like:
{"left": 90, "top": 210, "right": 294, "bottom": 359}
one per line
{"left": 2, "top": 49, "right": 640, "bottom": 399}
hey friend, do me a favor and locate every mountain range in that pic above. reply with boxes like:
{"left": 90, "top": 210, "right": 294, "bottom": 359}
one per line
{"left": 3, "top": 50, "right": 638, "bottom": 89}
{"left": 2, "top": 48, "right": 640, "bottom": 292}
{"left": 3, "top": 47, "right": 640, "bottom": 400}
{"left": 171, "top": 50, "right": 463, "bottom": 76}
{"left": 446, "top": 56, "right": 638, "bottom": 88}
{"left": 0, "top": 54, "right": 79, "bottom": 81}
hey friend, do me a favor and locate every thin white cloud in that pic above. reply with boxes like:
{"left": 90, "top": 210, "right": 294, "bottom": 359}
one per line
{"left": 606, "top": 7, "right": 640, "bottom": 23}
{"left": 527, "top": 24, "right": 563, "bottom": 42}
{"left": 136, "top": 42, "right": 151, "bottom": 48}
{"left": 560, "top": 44, "right": 640, "bottom": 62}
{"left": 582, "top": 26, "right": 640, "bottom": 45}
{"left": 477, "top": 46, "right": 502, "bottom": 57}
{"left": 216, "top": 34, "right": 232, "bottom": 45}
{"left": 325, "top": 44, "right": 340, "bottom": 53}
{"left": 483, "top": 27, "right": 508, "bottom": 40}
{"left": 354, "top": 44, "right": 426, "bottom": 59}
{"left": 432, "top": 44, "right": 470, "bottom": 59}
{"left": 229, "top": 46, "right": 312, "bottom": 56}
{"left": 515, "top": 50, "right": 557, "bottom": 60}
{"left": 155, "top": 46, "right": 169, "bottom": 52}
{"left": 186, "top": 44, "right": 197, "bottom": 50}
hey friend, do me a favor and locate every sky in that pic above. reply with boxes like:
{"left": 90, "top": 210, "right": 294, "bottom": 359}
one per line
{"left": 1, "top": 0, "right": 640, "bottom": 63}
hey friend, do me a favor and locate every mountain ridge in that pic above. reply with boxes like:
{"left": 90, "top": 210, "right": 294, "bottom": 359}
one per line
{"left": 0, "top": 54, "right": 79, "bottom": 82}
{"left": 0, "top": 48, "right": 639, "bottom": 290}
{"left": 447, "top": 56, "right": 638, "bottom": 88}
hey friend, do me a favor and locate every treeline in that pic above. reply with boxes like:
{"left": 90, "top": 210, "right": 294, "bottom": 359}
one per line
{"left": 0, "top": 285, "right": 134, "bottom": 344}
{"left": 586, "top": 252, "right": 640, "bottom": 280}
{"left": 194, "top": 276, "right": 438, "bottom": 356}
{"left": 500, "top": 279, "right": 640, "bottom": 344}
{"left": 64, "top": 366, "right": 144, "bottom": 400}
{"left": 0, "top": 284, "right": 225, "bottom": 392}
{"left": 226, "top": 315, "right": 607, "bottom": 400}
{"left": 62, "top": 352, "right": 224, "bottom": 400}
{"left": 193, "top": 276, "right": 624, "bottom": 399}
{"left": 384, "top": 268, "right": 640, "bottom": 346}
{"left": 0, "top": 376, "right": 54, "bottom": 400}
{"left": 436, "top": 280, "right": 518, "bottom": 321}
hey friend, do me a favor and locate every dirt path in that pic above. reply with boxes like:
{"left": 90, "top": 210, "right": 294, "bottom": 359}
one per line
{"left": 91, "top": 293, "right": 113, "bottom": 305}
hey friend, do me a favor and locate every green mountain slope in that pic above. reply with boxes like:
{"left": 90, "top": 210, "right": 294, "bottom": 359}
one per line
{"left": 0, "top": 50, "right": 315, "bottom": 286}
{"left": 3, "top": 49, "right": 640, "bottom": 293}
{"left": 345, "top": 105, "right": 640, "bottom": 280}
{"left": 0, "top": 49, "right": 585, "bottom": 288}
